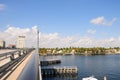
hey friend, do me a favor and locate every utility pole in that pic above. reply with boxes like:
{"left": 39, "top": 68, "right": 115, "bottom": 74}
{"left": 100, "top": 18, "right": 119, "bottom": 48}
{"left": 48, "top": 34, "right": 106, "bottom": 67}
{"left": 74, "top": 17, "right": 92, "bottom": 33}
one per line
{"left": 37, "top": 28, "right": 39, "bottom": 54}
{"left": 37, "top": 28, "right": 42, "bottom": 80}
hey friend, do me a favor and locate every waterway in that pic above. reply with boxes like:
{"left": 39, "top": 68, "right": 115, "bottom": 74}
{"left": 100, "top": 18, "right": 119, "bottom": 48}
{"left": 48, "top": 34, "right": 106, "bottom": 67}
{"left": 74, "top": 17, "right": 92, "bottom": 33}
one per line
{"left": 40, "top": 54, "right": 120, "bottom": 80}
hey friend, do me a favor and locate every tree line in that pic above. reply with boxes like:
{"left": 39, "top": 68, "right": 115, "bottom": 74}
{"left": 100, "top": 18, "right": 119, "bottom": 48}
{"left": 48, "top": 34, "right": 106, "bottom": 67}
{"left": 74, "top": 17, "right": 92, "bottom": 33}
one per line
{"left": 39, "top": 47, "right": 120, "bottom": 55}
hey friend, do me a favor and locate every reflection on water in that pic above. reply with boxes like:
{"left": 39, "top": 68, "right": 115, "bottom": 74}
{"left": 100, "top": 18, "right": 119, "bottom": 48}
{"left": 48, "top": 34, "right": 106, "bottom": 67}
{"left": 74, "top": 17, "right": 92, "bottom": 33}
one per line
{"left": 43, "top": 75, "right": 77, "bottom": 80}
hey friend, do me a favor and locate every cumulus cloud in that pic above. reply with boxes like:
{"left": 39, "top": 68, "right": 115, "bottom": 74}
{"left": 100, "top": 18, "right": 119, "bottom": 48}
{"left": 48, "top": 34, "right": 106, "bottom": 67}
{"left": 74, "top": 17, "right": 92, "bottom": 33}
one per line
{"left": 0, "top": 26, "right": 37, "bottom": 48}
{"left": 0, "top": 26, "right": 120, "bottom": 48}
{"left": 5, "top": 26, "right": 30, "bottom": 36}
{"left": 91, "top": 16, "right": 105, "bottom": 25}
{"left": 109, "top": 37, "right": 115, "bottom": 42}
{"left": 90, "top": 16, "right": 117, "bottom": 26}
{"left": 0, "top": 4, "right": 6, "bottom": 11}
{"left": 87, "top": 29, "right": 96, "bottom": 34}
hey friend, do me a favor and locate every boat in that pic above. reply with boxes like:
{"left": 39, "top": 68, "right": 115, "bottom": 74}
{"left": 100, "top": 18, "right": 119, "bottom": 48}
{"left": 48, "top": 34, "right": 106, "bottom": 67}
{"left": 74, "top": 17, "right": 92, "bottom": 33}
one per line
{"left": 82, "top": 76, "right": 98, "bottom": 80}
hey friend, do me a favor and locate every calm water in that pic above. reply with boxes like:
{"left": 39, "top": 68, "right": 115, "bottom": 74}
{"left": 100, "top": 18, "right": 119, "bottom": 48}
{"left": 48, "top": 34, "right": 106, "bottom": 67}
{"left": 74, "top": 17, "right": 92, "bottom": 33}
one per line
{"left": 40, "top": 54, "right": 120, "bottom": 80}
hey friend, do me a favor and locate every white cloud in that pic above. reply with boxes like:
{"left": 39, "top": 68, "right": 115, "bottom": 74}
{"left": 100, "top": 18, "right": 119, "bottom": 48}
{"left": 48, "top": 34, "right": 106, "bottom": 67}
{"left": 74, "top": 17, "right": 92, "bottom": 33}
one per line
{"left": 0, "top": 4, "right": 6, "bottom": 11}
{"left": 87, "top": 29, "right": 96, "bottom": 34}
{"left": 0, "top": 26, "right": 120, "bottom": 48}
{"left": 109, "top": 37, "right": 115, "bottom": 42}
{"left": 90, "top": 16, "right": 105, "bottom": 25}
{"left": 5, "top": 26, "right": 30, "bottom": 36}
{"left": 90, "top": 16, "right": 117, "bottom": 26}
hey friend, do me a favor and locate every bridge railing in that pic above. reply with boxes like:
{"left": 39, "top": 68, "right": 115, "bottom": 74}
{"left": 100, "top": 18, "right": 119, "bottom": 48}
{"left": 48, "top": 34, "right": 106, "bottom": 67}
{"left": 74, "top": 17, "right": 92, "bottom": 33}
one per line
{"left": 0, "top": 48, "right": 35, "bottom": 61}
{"left": 17, "top": 50, "right": 41, "bottom": 80}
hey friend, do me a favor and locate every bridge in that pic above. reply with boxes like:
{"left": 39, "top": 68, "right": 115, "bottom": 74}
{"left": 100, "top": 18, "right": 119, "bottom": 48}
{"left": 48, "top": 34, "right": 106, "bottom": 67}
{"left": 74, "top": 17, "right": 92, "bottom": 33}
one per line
{"left": 0, "top": 48, "right": 78, "bottom": 80}
{"left": 0, "top": 28, "right": 78, "bottom": 80}
{"left": 0, "top": 48, "right": 42, "bottom": 80}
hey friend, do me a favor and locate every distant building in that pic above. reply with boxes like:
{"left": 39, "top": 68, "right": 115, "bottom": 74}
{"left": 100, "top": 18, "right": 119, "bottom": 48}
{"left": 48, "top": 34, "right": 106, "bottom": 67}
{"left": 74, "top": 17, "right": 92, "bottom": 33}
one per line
{"left": 0, "top": 40, "right": 5, "bottom": 48}
{"left": 71, "top": 49, "right": 75, "bottom": 54}
{"left": 47, "top": 49, "right": 52, "bottom": 54}
{"left": 17, "top": 36, "right": 25, "bottom": 49}
{"left": 8, "top": 44, "right": 16, "bottom": 49}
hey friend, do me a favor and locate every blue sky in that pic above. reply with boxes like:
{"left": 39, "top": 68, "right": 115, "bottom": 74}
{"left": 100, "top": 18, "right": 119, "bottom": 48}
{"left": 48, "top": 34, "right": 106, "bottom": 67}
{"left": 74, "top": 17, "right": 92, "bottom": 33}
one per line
{"left": 0, "top": 0, "right": 120, "bottom": 47}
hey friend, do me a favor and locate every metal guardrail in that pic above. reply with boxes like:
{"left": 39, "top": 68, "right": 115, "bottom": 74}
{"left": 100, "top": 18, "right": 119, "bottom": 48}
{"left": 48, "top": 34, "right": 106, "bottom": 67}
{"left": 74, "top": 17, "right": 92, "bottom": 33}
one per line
{"left": 0, "top": 51, "right": 17, "bottom": 57}
{"left": 0, "top": 53, "right": 27, "bottom": 78}
{"left": 18, "top": 50, "right": 40, "bottom": 80}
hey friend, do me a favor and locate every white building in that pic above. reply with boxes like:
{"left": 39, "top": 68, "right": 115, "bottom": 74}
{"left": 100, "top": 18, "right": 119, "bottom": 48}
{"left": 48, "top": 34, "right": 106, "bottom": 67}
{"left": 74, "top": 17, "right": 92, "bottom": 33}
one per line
{"left": 17, "top": 36, "right": 25, "bottom": 49}
{"left": 0, "top": 40, "right": 5, "bottom": 48}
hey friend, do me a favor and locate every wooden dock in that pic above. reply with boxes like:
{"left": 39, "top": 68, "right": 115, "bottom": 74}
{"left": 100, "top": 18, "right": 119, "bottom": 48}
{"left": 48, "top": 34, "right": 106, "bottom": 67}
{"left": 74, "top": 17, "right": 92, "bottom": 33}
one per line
{"left": 41, "top": 66, "right": 78, "bottom": 77}
{"left": 40, "top": 59, "right": 61, "bottom": 66}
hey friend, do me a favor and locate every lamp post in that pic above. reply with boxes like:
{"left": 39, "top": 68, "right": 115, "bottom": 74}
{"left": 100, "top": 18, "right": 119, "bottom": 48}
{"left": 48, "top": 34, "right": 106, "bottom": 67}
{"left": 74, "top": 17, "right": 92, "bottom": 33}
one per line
{"left": 37, "top": 28, "right": 42, "bottom": 80}
{"left": 37, "top": 28, "right": 39, "bottom": 54}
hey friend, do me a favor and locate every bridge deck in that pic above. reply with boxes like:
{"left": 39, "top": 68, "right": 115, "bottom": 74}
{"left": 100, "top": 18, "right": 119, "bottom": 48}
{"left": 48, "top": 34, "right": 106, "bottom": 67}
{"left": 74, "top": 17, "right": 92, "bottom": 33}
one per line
{"left": 0, "top": 50, "right": 35, "bottom": 80}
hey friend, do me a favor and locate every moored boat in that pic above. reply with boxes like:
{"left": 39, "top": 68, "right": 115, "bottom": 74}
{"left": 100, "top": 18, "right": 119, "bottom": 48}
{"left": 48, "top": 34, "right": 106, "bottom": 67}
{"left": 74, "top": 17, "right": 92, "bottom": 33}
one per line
{"left": 82, "top": 76, "right": 98, "bottom": 80}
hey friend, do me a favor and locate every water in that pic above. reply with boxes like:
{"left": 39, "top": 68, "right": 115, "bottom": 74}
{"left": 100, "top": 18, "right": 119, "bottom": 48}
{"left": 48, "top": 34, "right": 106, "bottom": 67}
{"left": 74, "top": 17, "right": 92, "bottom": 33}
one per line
{"left": 40, "top": 54, "right": 120, "bottom": 80}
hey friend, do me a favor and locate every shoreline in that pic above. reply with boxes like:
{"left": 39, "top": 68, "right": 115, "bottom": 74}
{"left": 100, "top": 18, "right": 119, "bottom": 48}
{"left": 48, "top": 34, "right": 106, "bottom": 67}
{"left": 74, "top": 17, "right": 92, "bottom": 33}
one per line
{"left": 39, "top": 52, "right": 120, "bottom": 56}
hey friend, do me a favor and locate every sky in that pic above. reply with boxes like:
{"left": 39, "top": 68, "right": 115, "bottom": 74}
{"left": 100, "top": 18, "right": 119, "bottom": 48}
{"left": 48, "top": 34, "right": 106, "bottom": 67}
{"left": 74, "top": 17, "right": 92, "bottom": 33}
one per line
{"left": 0, "top": 0, "right": 120, "bottom": 48}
